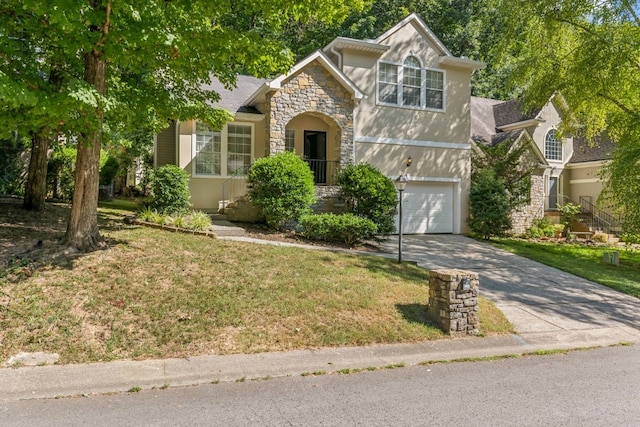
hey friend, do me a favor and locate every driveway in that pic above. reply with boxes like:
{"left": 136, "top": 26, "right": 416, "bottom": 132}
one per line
{"left": 380, "top": 235, "right": 640, "bottom": 344}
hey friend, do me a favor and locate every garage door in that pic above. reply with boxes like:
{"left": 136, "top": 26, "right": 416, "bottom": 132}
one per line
{"left": 395, "top": 182, "right": 454, "bottom": 234}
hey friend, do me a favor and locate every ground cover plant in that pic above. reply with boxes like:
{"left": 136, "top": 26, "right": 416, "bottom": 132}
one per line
{"left": 490, "top": 239, "right": 640, "bottom": 298}
{"left": 0, "top": 197, "right": 511, "bottom": 364}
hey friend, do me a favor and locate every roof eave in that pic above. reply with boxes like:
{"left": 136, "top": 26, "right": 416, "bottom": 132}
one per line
{"left": 497, "top": 118, "right": 545, "bottom": 132}
{"left": 323, "top": 37, "right": 390, "bottom": 56}
{"left": 439, "top": 56, "right": 485, "bottom": 70}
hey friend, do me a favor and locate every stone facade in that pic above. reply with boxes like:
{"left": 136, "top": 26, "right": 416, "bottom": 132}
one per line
{"left": 510, "top": 173, "right": 545, "bottom": 235}
{"left": 312, "top": 186, "right": 347, "bottom": 214}
{"left": 427, "top": 269, "right": 480, "bottom": 335}
{"left": 264, "top": 60, "right": 356, "bottom": 166}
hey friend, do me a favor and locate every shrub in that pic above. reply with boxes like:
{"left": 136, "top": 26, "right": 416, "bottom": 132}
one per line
{"left": 188, "top": 211, "right": 212, "bottom": 231}
{"left": 300, "top": 213, "right": 377, "bottom": 245}
{"left": 138, "top": 206, "right": 155, "bottom": 222}
{"left": 337, "top": 163, "right": 397, "bottom": 235}
{"left": 150, "top": 164, "right": 191, "bottom": 215}
{"left": 621, "top": 233, "right": 640, "bottom": 245}
{"left": 525, "top": 217, "right": 556, "bottom": 239}
{"left": 247, "top": 152, "right": 315, "bottom": 229}
{"left": 592, "top": 232, "right": 608, "bottom": 243}
{"left": 468, "top": 168, "right": 511, "bottom": 239}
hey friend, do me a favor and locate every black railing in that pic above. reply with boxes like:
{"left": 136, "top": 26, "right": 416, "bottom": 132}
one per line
{"left": 579, "top": 196, "right": 623, "bottom": 235}
{"left": 305, "top": 159, "right": 340, "bottom": 185}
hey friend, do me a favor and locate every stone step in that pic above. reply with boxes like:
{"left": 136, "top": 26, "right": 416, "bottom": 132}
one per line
{"left": 210, "top": 218, "right": 246, "bottom": 237}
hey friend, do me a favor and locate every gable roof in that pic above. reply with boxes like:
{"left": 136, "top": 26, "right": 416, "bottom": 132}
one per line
{"left": 375, "top": 13, "right": 452, "bottom": 56}
{"left": 245, "top": 50, "right": 364, "bottom": 106}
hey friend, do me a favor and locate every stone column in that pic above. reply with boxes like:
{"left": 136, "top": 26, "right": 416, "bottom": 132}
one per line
{"left": 427, "top": 269, "right": 480, "bottom": 335}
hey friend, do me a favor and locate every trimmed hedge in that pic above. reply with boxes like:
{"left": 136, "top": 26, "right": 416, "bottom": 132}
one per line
{"left": 247, "top": 152, "right": 316, "bottom": 229}
{"left": 300, "top": 213, "right": 377, "bottom": 246}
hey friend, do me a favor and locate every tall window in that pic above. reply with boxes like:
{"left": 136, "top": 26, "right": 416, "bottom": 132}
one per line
{"left": 227, "top": 124, "right": 252, "bottom": 174}
{"left": 195, "top": 122, "right": 221, "bottom": 175}
{"left": 378, "top": 58, "right": 444, "bottom": 110}
{"left": 545, "top": 129, "right": 562, "bottom": 160}
{"left": 285, "top": 129, "right": 295, "bottom": 152}
{"left": 402, "top": 56, "right": 421, "bottom": 107}
{"left": 425, "top": 69, "right": 444, "bottom": 109}
{"left": 378, "top": 62, "right": 398, "bottom": 104}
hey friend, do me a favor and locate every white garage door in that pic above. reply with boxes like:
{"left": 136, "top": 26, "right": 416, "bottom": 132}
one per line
{"left": 396, "top": 182, "right": 454, "bottom": 234}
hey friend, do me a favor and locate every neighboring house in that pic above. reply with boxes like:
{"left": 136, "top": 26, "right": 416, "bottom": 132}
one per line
{"left": 470, "top": 94, "right": 617, "bottom": 234}
{"left": 155, "top": 13, "right": 484, "bottom": 234}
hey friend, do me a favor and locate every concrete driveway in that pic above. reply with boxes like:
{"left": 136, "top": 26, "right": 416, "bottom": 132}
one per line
{"left": 380, "top": 235, "right": 640, "bottom": 345}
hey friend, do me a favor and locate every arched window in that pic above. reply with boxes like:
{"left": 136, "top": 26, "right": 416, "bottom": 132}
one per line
{"left": 402, "top": 56, "right": 422, "bottom": 107}
{"left": 545, "top": 129, "right": 562, "bottom": 160}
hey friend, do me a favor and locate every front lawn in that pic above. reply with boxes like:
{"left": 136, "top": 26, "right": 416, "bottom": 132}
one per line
{"left": 490, "top": 239, "right": 640, "bottom": 298}
{"left": 0, "top": 198, "right": 511, "bottom": 364}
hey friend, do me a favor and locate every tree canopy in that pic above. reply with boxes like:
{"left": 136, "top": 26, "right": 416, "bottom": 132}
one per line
{"left": 0, "top": 1, "right": 359, "bottom": 250}
{"left": 492, "top": 0, "right": 640, "bottom": 232}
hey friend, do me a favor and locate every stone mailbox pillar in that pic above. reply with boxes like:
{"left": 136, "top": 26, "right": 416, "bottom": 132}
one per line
{"left": 427, "top": 269, "right": 479, "bottom": 335}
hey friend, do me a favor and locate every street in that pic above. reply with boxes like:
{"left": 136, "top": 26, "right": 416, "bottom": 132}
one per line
{"left": 1, "top": 345, "right": 638, "bottom": 426}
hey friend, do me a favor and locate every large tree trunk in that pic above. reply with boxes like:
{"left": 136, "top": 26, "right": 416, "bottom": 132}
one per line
{"left": 23, "top": 131, "right": 49, "bottom": 211}
{"left": 64, "top": 51, "right": 106, "bottom": 251}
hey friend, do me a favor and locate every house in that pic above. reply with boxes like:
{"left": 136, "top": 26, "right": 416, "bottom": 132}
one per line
{"left": 470, "top": 94, "right": 617, "bottom": 235}
{"left": 154, "top": 13, "right": 484, "bottom": 234}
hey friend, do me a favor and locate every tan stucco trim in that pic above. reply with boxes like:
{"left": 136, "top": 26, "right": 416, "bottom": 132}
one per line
{"left": 566, "top": 160, "right": 607, "bottom": 169}
{"left": 359, "top": 135, "right": 470, "bottom": 150}
{"left": 570, "top": 178, "right": 600, "bottom": 184}
{"left": 233, "top": 112, "right": 265, "bottom": 122}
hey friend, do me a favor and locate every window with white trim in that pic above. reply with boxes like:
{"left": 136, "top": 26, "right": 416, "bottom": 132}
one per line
{"left": 378, "top": 62, "right": 398, "bottom": 104}
{"left": 195, "top": 122, "right": 221, "bottom": 175}
{"left": 402, "top": 56, "right": 422, "bottom": 107}
{"left": 378, "top": 57, "right": 444, "bottom": 110}
{"left": 545, "top": 129, "right": 562, "bottom": 161}
{"left": 194, "top": 122, "right": 253, "bottom": 176}
{"left": 227, "top": 124, "right": 252, "bottom": 174}
{"left": 285, "top": 129, "right": 295, "bottom": 152}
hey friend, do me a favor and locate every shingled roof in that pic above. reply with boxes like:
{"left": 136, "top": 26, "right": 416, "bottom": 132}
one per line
{"left": 569, "top": 135, "right": 616, "bottom": 163}
{"left": 200, "top": 75, "right": 268, "bottom": 114}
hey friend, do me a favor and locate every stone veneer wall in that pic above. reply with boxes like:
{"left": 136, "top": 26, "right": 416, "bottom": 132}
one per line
{"left": 312, "top": 186, "right": 346, "bottom": 214}
{"left": 427, "top": 269, "right": 480, "bottom": 335}
{"left": 264, "top": 60, "right": 356, "bottom": 166}
{"left": 511, "top": 174, "right": 545, "bottom": 235}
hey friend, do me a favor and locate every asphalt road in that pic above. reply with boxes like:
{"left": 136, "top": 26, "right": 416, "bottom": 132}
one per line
{"left": 2, "top": 345, "right": 639, "bottom": 426}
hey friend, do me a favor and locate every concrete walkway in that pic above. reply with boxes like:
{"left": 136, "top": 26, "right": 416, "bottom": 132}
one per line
{"left": 379, "top": 235, "right": 640, "bottom": 345}
{"left": 1, "top": 234, "right": 639, "bottom": 402}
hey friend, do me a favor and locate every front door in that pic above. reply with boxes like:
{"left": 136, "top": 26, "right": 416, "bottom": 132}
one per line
{"left": 304, "top": 131, "right": 327, "bottom": 184}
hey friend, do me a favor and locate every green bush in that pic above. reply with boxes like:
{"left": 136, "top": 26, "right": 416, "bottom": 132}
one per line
{"left": 247, "top": 152, "right": 316, "bottom": 229}
{"left": 468, "top": 168, "right": 512, "bottom": 239}
{"left": 525, "top": 217, "right": 556, "bottom": 239}
{"left": 150, "top": 164, "right": 191, "bottom": 214}
{"left": 337, "top": 163, "right": 397, "bottom": 235}
{"left": 0, "top": 134, "right": 28, "bottom": 196}
{"left": 300, "top": 213, "right": 377, "bottom": 245}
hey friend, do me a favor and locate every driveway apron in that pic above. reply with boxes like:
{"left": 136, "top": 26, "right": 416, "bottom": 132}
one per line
{"left": 380, "top": 235, "right": 640, "bottom": 343}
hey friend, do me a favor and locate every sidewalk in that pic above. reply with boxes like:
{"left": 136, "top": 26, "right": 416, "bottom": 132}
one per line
{"left": 2, "top": 327, "right": 638, "bottom": 402}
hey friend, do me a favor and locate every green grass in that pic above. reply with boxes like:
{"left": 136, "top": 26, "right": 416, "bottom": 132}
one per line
{"left": 490, "top": 239, "right": 640, "bottom": 298}
{"left": 0, "top": 201, "right": 512, "bottom": 365}
{"left": 98, "top": 197, "right": 143, "bottom": 213}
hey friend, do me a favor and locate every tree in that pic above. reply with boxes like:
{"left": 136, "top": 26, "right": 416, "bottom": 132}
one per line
{"left": 468, "top": 168, "right": 512, "bottom": 239}
{"left": 492, "top": 0, "right": 640, "bottom": 232}
{"left": 1, "top": 1, "right": 357, "bottom": 251}
{"left": 471, "top": 139, "right": 536, "bottom": 211}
